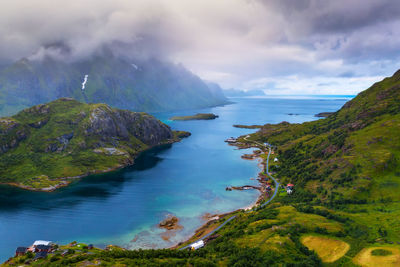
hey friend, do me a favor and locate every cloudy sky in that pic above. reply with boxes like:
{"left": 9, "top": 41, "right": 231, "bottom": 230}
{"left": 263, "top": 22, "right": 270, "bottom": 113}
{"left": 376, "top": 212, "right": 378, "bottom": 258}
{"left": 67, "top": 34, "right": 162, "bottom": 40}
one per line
{"left": 1, "top": 0, "right": 400, "bottom": 94}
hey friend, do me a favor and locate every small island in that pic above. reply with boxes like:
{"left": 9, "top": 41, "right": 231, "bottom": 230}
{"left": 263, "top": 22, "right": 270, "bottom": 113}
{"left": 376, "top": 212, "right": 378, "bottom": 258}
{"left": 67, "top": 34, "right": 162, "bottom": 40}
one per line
{"left": 170, "top": 113, "right": 219, "bottom": 121}
{"left": 233, "top": 124, "right": 262, "bottom": 129}
{"left": 315, "top": 112, "right": 334, "bottom": 118}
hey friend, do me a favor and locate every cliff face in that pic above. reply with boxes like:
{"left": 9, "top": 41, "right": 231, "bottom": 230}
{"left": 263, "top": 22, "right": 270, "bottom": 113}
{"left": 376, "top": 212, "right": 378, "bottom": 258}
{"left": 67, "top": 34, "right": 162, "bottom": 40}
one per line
{"left": 84, "top": 105, "right": 172, "bottom": 146}
{"left": 0, "top": 98, "right": 186, "bottom": 190}
{"left": 0, "top": 55, "right": 229, "bottom": 116}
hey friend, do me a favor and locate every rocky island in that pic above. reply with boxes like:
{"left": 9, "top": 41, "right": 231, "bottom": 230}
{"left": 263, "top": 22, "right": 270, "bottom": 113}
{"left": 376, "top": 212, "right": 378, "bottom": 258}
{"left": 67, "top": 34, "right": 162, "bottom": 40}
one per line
{"left": 314, "top": 112, "right": 334, "bottom": 118}
{"left": 0, "top": 98, "right": 190, "bottom": 191}
{"left": 170, "top": 113, "right": 218, "bottom": 121}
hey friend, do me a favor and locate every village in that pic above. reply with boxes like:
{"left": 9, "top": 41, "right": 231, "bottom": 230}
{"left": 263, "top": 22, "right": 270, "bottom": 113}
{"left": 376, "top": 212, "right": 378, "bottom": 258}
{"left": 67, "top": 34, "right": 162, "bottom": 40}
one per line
{"left": 8, "top": 240, "right": 95, "bottom": 264}
{"left": 225, "top": 137, "right": 295, "bottom": 198}
{"left": 179, "top": 137, "right": 296, "bottom": 252}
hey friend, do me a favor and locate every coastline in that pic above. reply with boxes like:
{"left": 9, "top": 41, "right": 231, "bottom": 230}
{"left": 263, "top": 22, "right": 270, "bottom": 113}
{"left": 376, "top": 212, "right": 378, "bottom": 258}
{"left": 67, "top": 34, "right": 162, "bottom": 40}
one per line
{"left": 170, "top": 141, "right": 270, "bottom": 249}
{"left": 0, "top": 134, "right": 190, "bottom": 192}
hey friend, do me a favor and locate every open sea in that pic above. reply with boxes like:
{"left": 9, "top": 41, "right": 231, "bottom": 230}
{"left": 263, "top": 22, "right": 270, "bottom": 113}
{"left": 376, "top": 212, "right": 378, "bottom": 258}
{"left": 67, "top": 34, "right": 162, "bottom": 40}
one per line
{"left": 0, "top": 96, "right": 353, "bottom": 261}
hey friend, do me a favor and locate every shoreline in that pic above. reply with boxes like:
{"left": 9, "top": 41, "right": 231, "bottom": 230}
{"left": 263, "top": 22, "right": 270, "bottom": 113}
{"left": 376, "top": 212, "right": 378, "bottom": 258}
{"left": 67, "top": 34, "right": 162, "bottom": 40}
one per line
{"left": 0, "top": 135, "right": 189, "bottom": 192}
{"left": 170, "top": 141, "right": 270, "bottom": 249}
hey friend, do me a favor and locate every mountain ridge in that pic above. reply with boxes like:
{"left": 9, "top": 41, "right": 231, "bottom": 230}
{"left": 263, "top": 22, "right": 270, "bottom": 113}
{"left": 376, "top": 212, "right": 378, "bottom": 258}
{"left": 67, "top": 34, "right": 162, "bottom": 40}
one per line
{"left": 0, "top": 55, "right": 229, "bottom": 116}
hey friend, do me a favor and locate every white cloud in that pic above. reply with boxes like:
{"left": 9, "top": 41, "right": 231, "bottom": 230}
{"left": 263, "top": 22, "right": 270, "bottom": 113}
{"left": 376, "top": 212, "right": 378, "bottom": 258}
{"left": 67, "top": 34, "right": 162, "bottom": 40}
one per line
{"left": 243, "top": 75, "right": 385, "bottom": 95}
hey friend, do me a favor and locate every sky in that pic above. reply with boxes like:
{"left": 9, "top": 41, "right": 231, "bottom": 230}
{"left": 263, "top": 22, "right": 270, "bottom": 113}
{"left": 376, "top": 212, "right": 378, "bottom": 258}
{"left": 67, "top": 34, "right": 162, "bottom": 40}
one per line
{"left": 1, "top": 0, "right": 400, "bottom": 95}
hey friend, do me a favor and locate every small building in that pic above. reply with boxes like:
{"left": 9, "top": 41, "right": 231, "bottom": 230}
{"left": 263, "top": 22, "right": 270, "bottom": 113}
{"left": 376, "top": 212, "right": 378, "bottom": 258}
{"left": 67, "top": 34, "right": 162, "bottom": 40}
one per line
{"left": 35, "top": 245, "right": 52, "bottom": 253}
{"left": 61, "top": 250, "right": 69, "bottom": 256}
{"left": 190, "top": 240, "right": 204, "bottom": 250}
{"left": 225, "top": 137, "right": 237, "bottom": 143}
{"left": 34, "top": 251, "right": 48, "bottom": 260}
{"left": 15, "top": 247, "right": 27, "bottom": 257}
{"left": 88, "top": 244, "right": 94, "bottom": 250}
{"left": 33, "top": 240, "right": 53, "bottom": 247}
{"left": 274, "top": 158, "right": 278, "bottom": 162}
{"left": 286, "top": 183, "right": 294, "bottom": 194}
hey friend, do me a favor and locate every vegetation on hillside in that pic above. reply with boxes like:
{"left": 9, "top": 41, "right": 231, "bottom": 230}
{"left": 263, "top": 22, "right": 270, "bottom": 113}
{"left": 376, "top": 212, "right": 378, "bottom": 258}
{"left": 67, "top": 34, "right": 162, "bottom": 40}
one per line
{"left": 0, "top": 98, "right": 188, "bottom": 190}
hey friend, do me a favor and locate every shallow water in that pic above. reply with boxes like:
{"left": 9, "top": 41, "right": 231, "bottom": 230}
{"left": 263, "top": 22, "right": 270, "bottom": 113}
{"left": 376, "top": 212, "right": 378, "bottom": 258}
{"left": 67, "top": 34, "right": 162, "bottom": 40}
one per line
{"left": 0, "top": 96, "right": 352, "bottom": 261}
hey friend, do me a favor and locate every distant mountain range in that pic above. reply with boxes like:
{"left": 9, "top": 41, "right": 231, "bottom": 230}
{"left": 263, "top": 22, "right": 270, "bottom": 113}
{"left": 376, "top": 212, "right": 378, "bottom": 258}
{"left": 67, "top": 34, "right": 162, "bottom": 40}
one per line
{"left": 0, "top": 55, "right": 229, "bottom": 116}
{"left": 223, "top": 88, "right": 265, "bottom": 97}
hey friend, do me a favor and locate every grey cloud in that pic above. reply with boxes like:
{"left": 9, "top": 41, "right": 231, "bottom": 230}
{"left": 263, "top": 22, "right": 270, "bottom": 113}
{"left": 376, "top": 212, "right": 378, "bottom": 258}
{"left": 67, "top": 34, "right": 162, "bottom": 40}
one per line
{"left": 0, "top": 0, "right": 399, "bottom": 93}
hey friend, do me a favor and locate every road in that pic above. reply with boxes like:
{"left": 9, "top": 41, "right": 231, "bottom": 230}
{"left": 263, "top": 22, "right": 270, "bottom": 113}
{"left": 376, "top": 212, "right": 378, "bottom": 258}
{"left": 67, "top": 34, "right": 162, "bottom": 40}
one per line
{"left": 261, "top": 147, "right": 280, "bottom": 207}
{"left": 178, "top": 215, "right": 237, "bottom": 250}
{"left": 179, "top": 139, "right": 279, "bottom": 250}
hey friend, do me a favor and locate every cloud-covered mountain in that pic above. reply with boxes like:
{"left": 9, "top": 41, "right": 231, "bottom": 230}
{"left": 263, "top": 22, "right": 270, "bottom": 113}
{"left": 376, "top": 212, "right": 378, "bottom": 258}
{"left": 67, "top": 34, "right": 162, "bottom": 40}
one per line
{"left": 0, "top": 54, "right": 228, "bottom": 116}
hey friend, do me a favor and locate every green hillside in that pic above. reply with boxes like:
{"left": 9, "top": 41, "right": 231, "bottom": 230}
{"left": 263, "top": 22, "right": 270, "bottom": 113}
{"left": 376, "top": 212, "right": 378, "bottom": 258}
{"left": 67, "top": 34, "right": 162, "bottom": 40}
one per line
{"left": 0, "top": 98, "right": 188, "bottom": 191}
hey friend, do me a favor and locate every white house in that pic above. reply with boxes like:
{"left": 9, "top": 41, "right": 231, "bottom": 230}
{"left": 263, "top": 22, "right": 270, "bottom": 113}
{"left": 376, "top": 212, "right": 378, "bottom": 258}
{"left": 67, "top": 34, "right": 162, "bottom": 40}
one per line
{"left": 191, "top": 240, "right": 205, "bottom": 250}
{"left": 32, "top": 240, "right": 53, "bottom": 247}
{"left": 274, "top": 158, "right": 278, "bottom": 162}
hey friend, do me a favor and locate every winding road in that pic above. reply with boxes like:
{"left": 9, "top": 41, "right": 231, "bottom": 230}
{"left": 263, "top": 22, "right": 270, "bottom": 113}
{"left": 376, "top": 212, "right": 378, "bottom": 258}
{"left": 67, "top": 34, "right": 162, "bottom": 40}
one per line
{"left": 179, "top": 139, "right": 279, "bottom": 250}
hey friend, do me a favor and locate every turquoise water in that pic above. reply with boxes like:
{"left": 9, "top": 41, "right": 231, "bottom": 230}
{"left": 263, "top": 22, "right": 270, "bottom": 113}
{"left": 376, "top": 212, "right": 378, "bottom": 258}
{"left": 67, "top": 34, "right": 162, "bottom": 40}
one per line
{"left": 0, "top": 96, "right": 352, "bottom": 261}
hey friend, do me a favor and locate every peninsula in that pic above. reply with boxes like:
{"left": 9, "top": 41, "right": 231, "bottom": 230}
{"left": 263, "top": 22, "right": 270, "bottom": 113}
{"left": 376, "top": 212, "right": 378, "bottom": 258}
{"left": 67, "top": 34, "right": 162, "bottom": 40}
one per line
{"left": 0, "top": 98, "right": 189, "bottom": 191}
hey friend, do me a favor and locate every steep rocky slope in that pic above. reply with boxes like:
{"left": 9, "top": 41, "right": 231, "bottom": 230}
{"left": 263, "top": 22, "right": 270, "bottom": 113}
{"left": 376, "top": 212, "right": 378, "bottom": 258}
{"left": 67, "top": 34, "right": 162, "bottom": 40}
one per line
{"left": 0, "top": 55, "right": 229, "bottom": 116}
{"left": 0, "top": 98, "right": 189, "bottom": 190}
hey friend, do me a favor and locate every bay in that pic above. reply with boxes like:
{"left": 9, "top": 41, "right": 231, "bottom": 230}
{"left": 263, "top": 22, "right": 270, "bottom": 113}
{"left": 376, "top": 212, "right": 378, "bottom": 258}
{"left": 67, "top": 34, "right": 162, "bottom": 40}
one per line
{"left": 0, "top": 96, "right": 352, "bottom": 261}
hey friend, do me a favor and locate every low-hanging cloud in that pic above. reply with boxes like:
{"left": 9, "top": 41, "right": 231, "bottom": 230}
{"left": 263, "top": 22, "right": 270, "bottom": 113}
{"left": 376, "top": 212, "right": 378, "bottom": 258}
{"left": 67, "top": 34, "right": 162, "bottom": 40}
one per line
{"left": 0, "top": 0, "right": 399, "bottom": 94}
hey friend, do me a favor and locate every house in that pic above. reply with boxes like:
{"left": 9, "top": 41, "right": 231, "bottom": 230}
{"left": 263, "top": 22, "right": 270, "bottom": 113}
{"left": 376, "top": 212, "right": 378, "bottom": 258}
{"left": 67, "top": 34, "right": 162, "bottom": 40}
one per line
{"left": 225, "top": 137, "right": 237, "bottom": 143}
{"left": 274, "top": 158, "right": 278, "bottom": 162}
{"left": 35, "top": 245, "right": 52, "bottom": 253}
{"left": 61, "top": 250, "right": 69, "bottom": 256}
{"left": 286, "top": 183, "right": 294, "bottom": 194}
{"left": 88, "top": 244, "right": 94, "bottom": 250}
{"left": 15, "top": 247, "right": 27, "bottom": 257}
{"left": 33, "top": 240, "right": 53, "bottom": 247}
{"left": 190, "top": 240, "right": 204, "bottom": 250}
{"left": 34, "top": 251, "right": 48, "bottom": 260}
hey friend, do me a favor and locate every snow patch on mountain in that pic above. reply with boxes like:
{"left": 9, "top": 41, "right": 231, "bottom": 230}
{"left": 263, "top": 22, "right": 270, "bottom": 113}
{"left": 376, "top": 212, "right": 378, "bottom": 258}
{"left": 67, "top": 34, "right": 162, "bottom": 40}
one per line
{"left": 81, "top": 74, "right": 89, "bottom": 90}
{"left": 131, "top": 63, "right": 139, "bottom": 70}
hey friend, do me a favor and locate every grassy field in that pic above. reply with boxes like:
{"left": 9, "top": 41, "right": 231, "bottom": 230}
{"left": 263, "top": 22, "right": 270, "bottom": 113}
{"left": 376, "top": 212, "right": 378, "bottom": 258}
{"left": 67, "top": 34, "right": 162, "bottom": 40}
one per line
{"left": 301, "top": 235, "right": 350, "bottom": 263}
{"left": 353, "top": 246, "right": 400, "bottom": 267}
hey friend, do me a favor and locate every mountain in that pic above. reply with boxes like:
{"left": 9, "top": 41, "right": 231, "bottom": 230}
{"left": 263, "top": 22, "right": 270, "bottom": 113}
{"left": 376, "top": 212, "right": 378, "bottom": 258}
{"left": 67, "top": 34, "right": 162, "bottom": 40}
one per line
{"left": 0, "top": 98, "right": 189, "bottom": 191}
{"left": 0, "top": 55, "right": 229, "bottom": 116}
{"left": 223, "top": 88, "right": 266, "bottom": 97}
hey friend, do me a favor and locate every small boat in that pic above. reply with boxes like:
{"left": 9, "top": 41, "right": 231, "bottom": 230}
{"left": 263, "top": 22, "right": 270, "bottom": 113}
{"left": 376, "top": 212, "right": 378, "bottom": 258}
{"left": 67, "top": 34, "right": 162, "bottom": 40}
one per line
{"left": 225, "top": 137, "right": 237, "bottom": 143}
